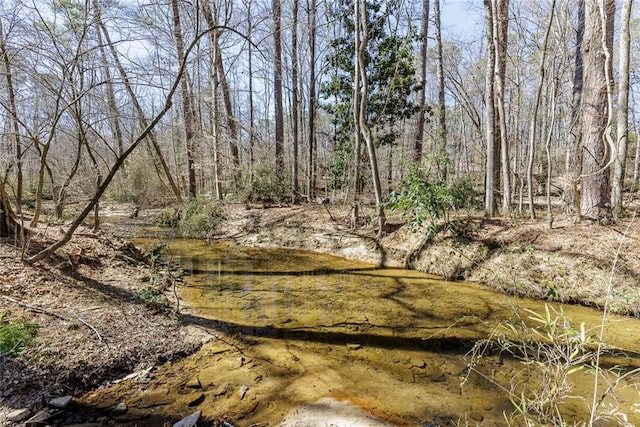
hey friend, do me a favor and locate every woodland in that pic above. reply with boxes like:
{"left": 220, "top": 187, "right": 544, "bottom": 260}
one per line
{"left": 0, "top": 0, "right": 637, "bottom": 250}
{"left": 1, "top": 0, "right": 640, "bottom": 425}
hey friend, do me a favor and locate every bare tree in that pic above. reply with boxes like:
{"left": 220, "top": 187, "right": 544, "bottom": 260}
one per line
{"left": 291, "top": 0, "right": 300, "bottom": 201}
{"left": 494, "top": 0, "right": 510, "bottom": 215}
{"left": 565, "top": 0, "right": 585, "bottom": 219}
{"left": 611, "top": 0, "right": 633, "bottom": 211}
{"left": 172, "top": 0, "right": 197, "bottom": 199}
{"left": 434, "top": 0, "right": 447, "bottom": 178}
{"left": 273, "top": 0, "right": 285, "bottom": 180}
{"left": 306, "top": 0, "right": 317, "bottom": 200}
{"left": 526, "top": 0, "right": 556, "bottom": 220}
{"left": 202, "top": 1, "right": 241, "bottom": 186}
{"left": 355, "top": 0, "right": 385, "bottom": 236}
{"left": 579, "top": 0, "right": 614, "bottom": 221}
{"left": 0, "top": 16, "right": 23, "bottom": 213}
{"left": 483, "top": 0, "right": 497, "bottom": 217}
{"left": 25, "top": 25, "right": 215, "bottom": 264}
{"left": 93, "top": 0, "right": 182, "bottom": 202}
{"left": 246, "top": 0, "right": 256, "bottom": 183}
{"left": 413, "top": 0, "right": 429, "bottom": 165}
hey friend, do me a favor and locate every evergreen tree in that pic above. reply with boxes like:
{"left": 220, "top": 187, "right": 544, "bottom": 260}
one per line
{"left": 321, "top": 0, "right": 418, "bottom": 190}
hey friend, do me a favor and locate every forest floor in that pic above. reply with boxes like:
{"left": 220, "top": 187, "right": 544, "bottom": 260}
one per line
{"left": 0, "top": 200, "right": 639, "bottom": 425}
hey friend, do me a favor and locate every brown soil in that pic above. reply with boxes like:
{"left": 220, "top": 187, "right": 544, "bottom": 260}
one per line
{"left": 1, "top": 202, "right": 639, "bottom": 425}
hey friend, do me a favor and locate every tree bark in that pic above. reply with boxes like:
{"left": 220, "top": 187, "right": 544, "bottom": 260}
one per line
{"left": 434, "top": 0, "right": 448, "bottom": 179}
{"left": 494, "top": 0, "right": 510, "bottom": 215}
{"left": 351, "top": 0, "right": 363, "bottom": 224}
{"left": 356, "top": 0, "right": 385, "bottom": 236}
{"left": 565, "top": 0, "right": 585, "bottom": 219}
{"left": 483, "top": 0, "right": 497, "bottom": 217}
{"left": 413, "top": 0, "right": 429, "bottom": 164}
{"left": 579, "top": 0, "right": 614, "bottom": 221}
{"left": 0, "top": 179, "right": 17, "bottom": 238}
{"left": 0, "top": 17, "right": 23, "bottom": 214}
{"left": 172, "top": 0, "right": 197, "bottom": 199}
{"left": 611, "top": 0, "right": 633, "bottom": 211}
{"left": 291, "top": 0, "right": 300, "bottom": 201}
{"left": 306, "top": 0, "right": 317, "bottom": 201}
{"left": 273, "top": 0, "right": 285, "bottom": 181}
{"left": 526, "top": 0, "right": 556, "bottom": 220}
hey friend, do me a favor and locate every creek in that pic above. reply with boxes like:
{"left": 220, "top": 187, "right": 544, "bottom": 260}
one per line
{"left": 81, "top": 237, "right": 640, "bottom": 426}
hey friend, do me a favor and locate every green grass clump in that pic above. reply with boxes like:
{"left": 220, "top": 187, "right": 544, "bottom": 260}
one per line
{"left": 0, "top": 314, "right": 39, "bottom": 356}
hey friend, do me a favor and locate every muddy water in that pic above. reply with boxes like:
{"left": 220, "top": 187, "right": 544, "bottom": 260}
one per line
{"left": 82, "top": 238, "right": 640, "bottom": 426}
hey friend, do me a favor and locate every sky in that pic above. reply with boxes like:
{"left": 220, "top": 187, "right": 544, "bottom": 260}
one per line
{"left": 441, "top": 0, "right": 484, "bottom": 41}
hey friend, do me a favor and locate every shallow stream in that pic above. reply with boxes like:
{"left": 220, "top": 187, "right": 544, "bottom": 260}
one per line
{"left": 81, "top": 237, "right": 640, "bottom": 426}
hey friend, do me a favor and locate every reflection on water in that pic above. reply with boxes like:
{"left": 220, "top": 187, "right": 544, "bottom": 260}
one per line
{"left": 87, "top": 237, "right": 640, "bottom": 426}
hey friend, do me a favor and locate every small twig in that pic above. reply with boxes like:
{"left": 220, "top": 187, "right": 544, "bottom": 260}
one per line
{"left": 1, "top": 295, "right": 70, "bottom": 321}
{"left": 173, "top": 277, "right": 180, "bottom": 315}
{"left": 73, "top": 311, "right": 104, "bottom": 343}
{"left": 78, "top": 306, "right": 105, "bottom": 313}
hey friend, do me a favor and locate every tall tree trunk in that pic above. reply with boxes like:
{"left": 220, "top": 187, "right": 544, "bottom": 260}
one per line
{"left": 565, "top": 0, "right": 584, "bottom": 219}
{"left": 579, "top": 0, "right": 614, "bottom": 221}
{"left": 483, "top": 0, "right": 497, "bottom": 217}
{"left": 545, "top": 78, "right": 559, "bottom": 228}
{"left": 413, "top": 0, "right": 429, "bottom": 164}
{"left": 611, "top": 0, "right": 633, "bottom": 211}
{"left": 96, "top": 27, "right": 124, "bottom": 160}
{"left": 202, "top": 1, "right": 241, "bottom": 185}
{"left": 351, "top": 0, "right": 363, "bottom": 225}
{"left": 247, "top": 0, "right": 256, "bottom": 184}
{"left": 209, "top": 11, "right": 222, "bottom": 200}
{"left": 172, "top": 0, "right": 197, "bottom": 199}
{"left": 494, "top": 0, "right": 510, "bottom": 214}
{"left": 526, "top": 0, "right": 556, "bottom": 220}
{"left": 291, "top": 0, "right": 300, "bottom": 201}
{"left": 273, "top": 0, "right": 285, "bottom": 181}
{"left": 356, "top": 0, "right": 385, "bottom": 236}
{"left": 0, "top": 18, "right": 23, "bottom": 214}
{"left": 434, "top": 0, "right": 447, "bottom": 178}
{"left": 306, "top": 0, "right": 317, "bottom": 201}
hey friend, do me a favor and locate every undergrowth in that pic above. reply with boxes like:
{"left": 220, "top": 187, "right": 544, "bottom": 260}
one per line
{"left": 158, "top": 198, "right": 224, "bottom": 238}
{"left": 465, "top": 304, "right": 639, "bottom": 425}
{"left": 0, "top": 314, "right": 39, "bottom": 356}
{"left": 462, "top": 214, "right": 640, "bottom": 425}
{"left": 386, "top": 166, "right": 476, "bottom": 239}
{"left": 133, "top": 287, "right": 169, "bottom": 312}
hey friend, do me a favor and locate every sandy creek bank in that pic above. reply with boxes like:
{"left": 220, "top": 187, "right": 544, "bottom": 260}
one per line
{"left": 1, "top": 202, "right": 639, "bottom": 425}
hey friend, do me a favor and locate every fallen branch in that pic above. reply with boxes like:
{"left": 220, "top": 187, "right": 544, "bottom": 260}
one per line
{"left": 1, "top": 295, "right": 70, "bottom": 321}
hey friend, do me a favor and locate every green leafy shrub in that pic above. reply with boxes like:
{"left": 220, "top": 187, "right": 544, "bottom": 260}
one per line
{"left": 386, "top": 167, "right": 477, "bottom": 237}
{"left": 0, "top": 315, "right": 39, "bottom": 356}
{"left": 133, "top": 287, "right": 168, "bottom": 311}
{"left": 177, "top": 198, "right": 224, "bottom": 238}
